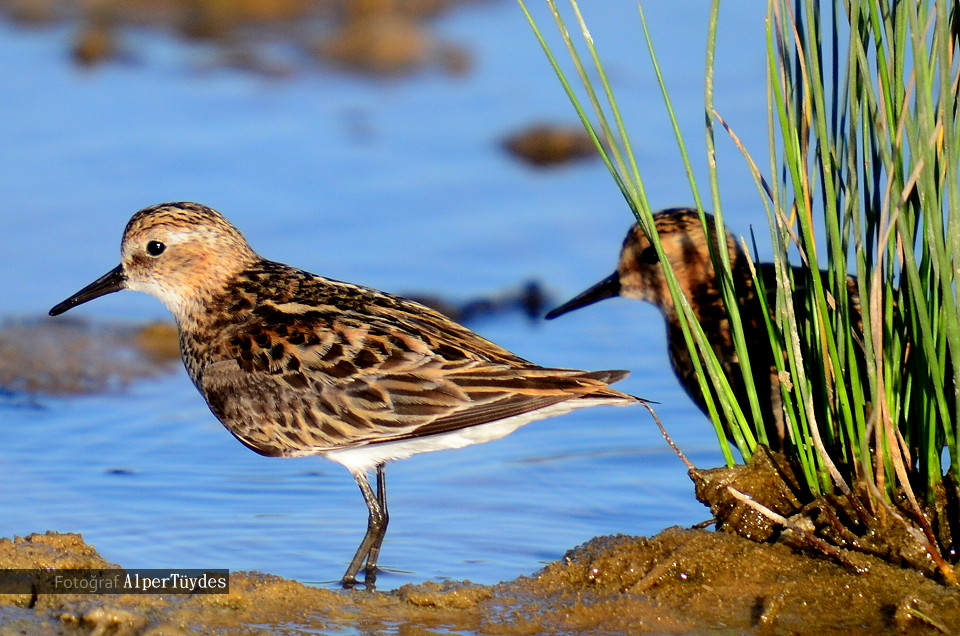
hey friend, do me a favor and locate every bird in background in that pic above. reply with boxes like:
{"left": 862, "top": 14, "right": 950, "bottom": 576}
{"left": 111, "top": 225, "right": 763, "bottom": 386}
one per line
{"left": 546, "top": 207, "right": 862, "bottom": 452}
{"left": 49, "top": 202, "right": 642, "bottom": 588}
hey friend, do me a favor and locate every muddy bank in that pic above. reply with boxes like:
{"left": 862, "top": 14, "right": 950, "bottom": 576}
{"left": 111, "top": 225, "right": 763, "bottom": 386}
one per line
{"left": 0, "top": 319, "right": 179, "bottom": 398}
{"left": 1, "top": 528, "right": 958, "bottom": 634}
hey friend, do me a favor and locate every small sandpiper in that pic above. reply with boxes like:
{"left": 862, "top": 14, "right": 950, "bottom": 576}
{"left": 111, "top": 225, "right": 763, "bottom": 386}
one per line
{"left": 546, "top": 208, "right": 860, "bottom": 450}
{"left": 49, "top": 202, "right": 642, "bottom": 588}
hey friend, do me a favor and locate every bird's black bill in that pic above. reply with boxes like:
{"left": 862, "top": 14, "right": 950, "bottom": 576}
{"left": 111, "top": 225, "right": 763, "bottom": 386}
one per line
{"left": 544, "top": 272, "right": 622, "bottom": 320}
{"left": 49, "top": 265, "right": 127, "bottom": 316}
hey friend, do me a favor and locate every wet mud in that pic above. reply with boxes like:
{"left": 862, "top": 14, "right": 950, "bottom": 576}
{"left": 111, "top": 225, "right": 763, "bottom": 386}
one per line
{"left": 502, "top": 123, "right": 600, "bottom": 167}
{"left": 1, "top": 526, "right": 959, "bottom": 634}
{"left": 694, "top": 447, "right": 960, "bottom": 586}
{"left": 0, "top": 319, "right": 179, "bottom": 399}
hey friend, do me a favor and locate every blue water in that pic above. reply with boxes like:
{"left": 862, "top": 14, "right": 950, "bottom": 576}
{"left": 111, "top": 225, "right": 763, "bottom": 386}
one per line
{"left": 0, "top": 1, "right": 768, "bottom": 587}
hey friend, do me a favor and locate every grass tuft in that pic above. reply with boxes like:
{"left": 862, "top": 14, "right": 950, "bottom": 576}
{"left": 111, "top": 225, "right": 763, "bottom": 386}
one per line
{"left": 519, "top": 0, "right": 960, "bottom": 583}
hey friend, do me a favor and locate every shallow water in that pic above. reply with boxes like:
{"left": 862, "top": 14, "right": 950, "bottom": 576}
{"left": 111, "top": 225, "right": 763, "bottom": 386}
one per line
{"left": 0, "top": 2, "right": 769, "bottom": 587}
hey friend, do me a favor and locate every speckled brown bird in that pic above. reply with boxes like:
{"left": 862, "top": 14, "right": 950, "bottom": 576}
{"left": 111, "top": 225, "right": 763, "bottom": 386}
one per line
{"left": 49, "top": 202, "right": 643, "bottom": 588}
{"left": 546, "top": 208, "right": 861, "bottom": 451}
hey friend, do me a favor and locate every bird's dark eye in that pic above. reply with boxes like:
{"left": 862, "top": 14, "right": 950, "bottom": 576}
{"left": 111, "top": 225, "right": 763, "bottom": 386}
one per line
{"left": 638, "top": 246, "right": 659, "bottom": 264}
{"left": 146, "top": 240, "right": 166, "bottom": 256}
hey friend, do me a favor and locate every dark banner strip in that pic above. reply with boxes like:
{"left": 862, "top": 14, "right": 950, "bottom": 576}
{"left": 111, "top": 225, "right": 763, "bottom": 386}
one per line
{"left": 0, "top": 569, "right": 229, "bottom": 594}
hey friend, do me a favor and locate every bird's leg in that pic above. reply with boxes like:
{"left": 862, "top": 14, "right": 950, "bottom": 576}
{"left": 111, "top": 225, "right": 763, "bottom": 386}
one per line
{"left": 364, "top": 463, "right": 389, "bottom": 574}
{"left": 341, "top": 463, "right": 389, "bottom": 589}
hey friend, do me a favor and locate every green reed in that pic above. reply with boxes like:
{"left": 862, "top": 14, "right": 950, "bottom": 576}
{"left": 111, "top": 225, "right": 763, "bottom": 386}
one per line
{"left": 766, "top": 0, "right": 960, "bottom": 502}
{"left": 518, "top": 0, "right": 959, "bottom": 578}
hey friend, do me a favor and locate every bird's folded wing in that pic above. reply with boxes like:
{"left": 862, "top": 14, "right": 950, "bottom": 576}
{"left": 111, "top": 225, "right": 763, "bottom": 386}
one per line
{"left": 200, "top": 352, "right": 633, "bottom": 456}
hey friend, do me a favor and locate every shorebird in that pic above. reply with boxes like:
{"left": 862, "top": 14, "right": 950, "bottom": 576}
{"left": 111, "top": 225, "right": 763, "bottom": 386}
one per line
{"left": 546, "top": 208, "right": 861, "bottom": 451}
{"left": 49, "top": 202, "right": 642, "bottom": 588}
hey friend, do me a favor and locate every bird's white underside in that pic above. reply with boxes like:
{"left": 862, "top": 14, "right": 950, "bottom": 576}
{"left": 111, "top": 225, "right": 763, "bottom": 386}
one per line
{"left": 324, "top": 396, "right": 635, "bottom": 476}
